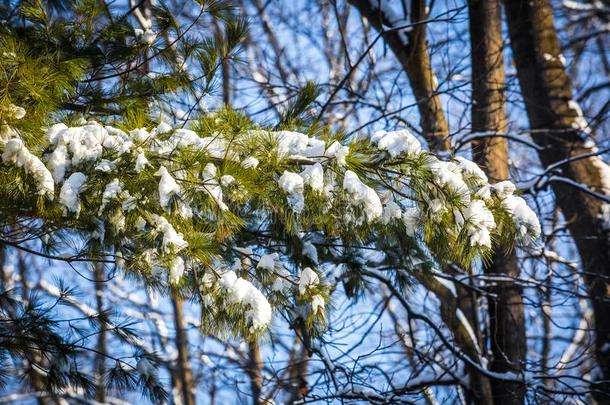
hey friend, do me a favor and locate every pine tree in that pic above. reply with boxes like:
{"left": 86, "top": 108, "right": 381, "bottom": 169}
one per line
{"left": 0, "top": 0, "right": 543, "bottom": 402}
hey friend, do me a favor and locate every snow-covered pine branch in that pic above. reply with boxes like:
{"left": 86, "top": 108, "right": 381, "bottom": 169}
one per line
{"left": 0, "top": 111, "right": 540, "bottom": 339}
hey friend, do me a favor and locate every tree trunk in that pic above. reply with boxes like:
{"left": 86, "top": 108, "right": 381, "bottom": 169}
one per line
{"left": 348, "top": 0, "right": 450, "bottom": 151}
{"left": 504, "top": 0, "right": 610, "bottom": 401}
{"left": 93, "top": 264, "right": 107, "bottom": 403}
{"left": 246, "top": 341, "right": 263, "bottom": 405}
{"left": 347, "top": 3, "right": 497, "bottom": 401}
{"left": 286, "top": 335, "right": 310, "bottom": 404}
{"left": 171, "top": 290, "right": 196, "bottom": 405}
{"left": 469, "top": 1, "right": 526, "bottom": 404}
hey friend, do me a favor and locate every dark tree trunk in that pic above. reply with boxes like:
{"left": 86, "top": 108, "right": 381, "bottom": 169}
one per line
{"left": 171, "top": 290, "right": 196, "bottom": 405}
{"left": 93, "top": 264, "right": 107, "bottom": 403}
{"left": 504, "top": 0, "right": 610, "bottom": 401}
{"left": 469, "top": 1, "right": 526, "bottom": 404}
{"left": 347, "top": 0, "right": 450, "bottom": 151}
{"left": 246, "top": 341, "right": 263, "bottom": 405}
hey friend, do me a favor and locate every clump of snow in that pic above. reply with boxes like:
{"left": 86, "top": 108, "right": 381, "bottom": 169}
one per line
{"left": 99, "top": 178, "right": 123, "bottom": 214}
{"left": 311, "top": 295, "right": 325, "bottom": 315}
{"left": 219, "top": 271, "right": 272, "bottom": 331}
{"left": 458, "top": 200, "right": 496, "bottom": 248}
{"left": 135, "top": 28, "right": 157, "bottom": 45}
{"left": 502, "top": 195, "right": 541, "bottom": 242}
{"left": 241, "top": 156, "right": 259, "bottom": 169}
{"left": 201, "top": 163, "right": 228, "bottom": 211}
{"left": 371, "top": 129, "right": 421, "bottom": 158}
{"left": 151, "top": 214, "right": 188, "bottom": 252}
{"left": 169, "top": 256, "right": 185, "bottom": 284}
{"left": 95, "top": 159, "right": 116, "bottom": 172}
{"left": 275, "top": 131, "right": 309, "bottom": 158}
{"left": 426, "top": 157, "right": 470, "bottom": 200}
{"left": 156, "top": 122, "right": 172, "bottom": 134}
{"left": 278, "top": 171, "right": 305, "bottom": 213}
{"left": 298, "top": 267, "right": 319, "bottom": 295}
{"left": 567, "top": 100, "right": 591, "bottom": 134}
{"left": 274, "top": 131, "right": 325, "bottom": 158}
{"left": 302, "top": 241, "right": 319, "bottom": 264}
{"left": 135, "top": 152, "right": 149, "bottom": 173}
{"left": 382, "top": 200, "right": 403, "bottom": 224}
{"left": 156, "top": 166, "right": 181, "bottom": 210}
{"left": 2, "top": 138, "right": 54, "bottom": 195}
{"left": 220, "top": 175, "right": 235, "bottom": 187}
{"left": 45, "top": 121, "right": 133, "bottom": 182}
{"left": 300, "top": 163, "right": 324, "bottom": 192}
{"left": 343, "top": 170, "right": 383, "bottom": 221}
{"left": 258, "top": 253, "right": 280, "bottom": 271}
{"left": 59, "top": 172, "right": 87, "bottom": 216}
{"left": 325, "top": 141, "right": 349, "bottom": 166}
{"left": 455, "top": 156, "right": 488, "bottom": 185}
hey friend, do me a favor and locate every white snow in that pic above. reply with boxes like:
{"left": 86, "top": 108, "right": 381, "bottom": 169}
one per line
{"left": 2, "top": 138, "right": 54, "bottom": 195}
{"left": 220, "top": 175, "right": 235, "bottom": 187}
{"left": 502, "top": 195, "right": 541, "bottom": 242}
{"left": 156, "top": 122, "right": 172, "bottom": 134}
{"left": 218, "top": 271, "right": 272, "bottom": 331}
{"left": 6, "top": 104, "right": 25, "bottom": 120}
{"left": 275, "top": 131, "right": 310, "bottom": 158}
{"left": 371, "top": 129, "right": 421, "bottom": 158}
{"left": 241, "top": 156, "right": 259, "bottom": 169}
{"left": 151, "top": 215, "right": 188, "bottom": 252}
{"left": 300, "top": 163, "right": 324, "bottom": 192}
{"left": 382, "top": 200, "right": 403, "bottom": 224}
{"left": 169, "top": 256, "right": 185, "bottom": 284}
{"left": 278, "top": 171, "right": 305, "bottom": 213}
{"left": 298, "top": 267, "right": 319, "bottom": 295}
{"left": 135, "top": 152, "right": 149, "bottom": 173}
{"left": 455, "top": 156, "right": 488, "bottom": 185}
{"left": 257, "top": 253, "right": 279, "bottom": 271}
{"left": 426, "top": 157, "right": 470, "bottom": 200}
{"left": 459, "top": 200, "right": 496, "bottom": 248}
{"left": 135, "top": 28, "right": 157, "bottom": 45}
{"left": 302, "top": 241, "right": 319, "bottom": 264}
{"left": 311, "top": 294, "right": 325, "bottom": 315}
{"left": 567, "top": 100, "right": 590, "bottom": 133}
{"left": 156, "top": 166, "right": 181, "bottom": 210}
{"left": 59, "top": 172, "right": 87, "bottom": 216}
{"left": 325, "top": 141, "right": 349, "bottom": 166}
{"left": 343, "top": 170, "right": 383, "bottom": 221}
{"left": 201, "top": 163, "right": 228, "bottom": 211}
{"left": 99, "top": 178, "right": 123, "bottom": 214}
{"left": 94, "top": 159, "right": 116, "bottom": 172}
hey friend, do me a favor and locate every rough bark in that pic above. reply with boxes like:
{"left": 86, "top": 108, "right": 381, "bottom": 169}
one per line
{"left": 93, "top": 264, "right": 107, "bottom": 403}
{"left": 246, "top": 342, "right": 263, "bottom": 405}
{"left": 504, "top": 0, "right": 610, "bottom": 401}
{"left": 469, "top": 1, "right": 526, "bottom": 404}
{"left": 171, "top": 290, "right": 196, "bottom": 405}
{"left": 348, "top": 0, "right": 450, "bottom": 151}
{"left": 286, "top": 337, "right": 310, "bottom": 404}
